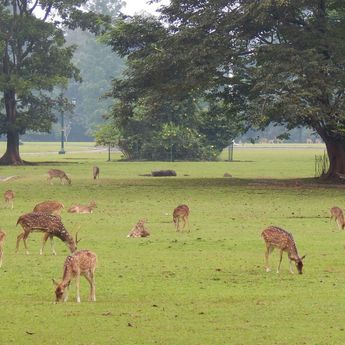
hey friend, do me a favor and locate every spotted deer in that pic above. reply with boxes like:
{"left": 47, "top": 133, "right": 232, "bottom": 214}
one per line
{"left": 16, "top": 212, "right": 80, "bottom": 255}
{"left": 261, "top": 226, "right": 305, "bottom": 274}
{"left": 47, "top": 169, "right": 71, "bottom": 185}
{"left": 4, "top": 190, "right": 15, "bottom": 209}
{"left": 173, "top": 204, "right": 190, "bottom": 231}
{"left": 93, "top": 166, "right": 100, "bottom": 180}
{"left": 330, "top": 206, "right": 345, "bottom": 230}
{"left": 53, "top": 250, "right": 97, "bottom": 303}
{"left": 0, "top": 230, "right": 6, "bottom": 267}
{"left": 33, "top": 200, "right": 64, "bottom": 216}
{"left": 127, "top": 219, "right": 150, "bottom": 238}
{"left": 68, "top": 201, "right": 97, "bottom": 214}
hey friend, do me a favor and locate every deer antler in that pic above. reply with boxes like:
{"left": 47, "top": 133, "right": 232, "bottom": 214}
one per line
{"left": 73, "top": 224, "right": 82, "bottom": 244}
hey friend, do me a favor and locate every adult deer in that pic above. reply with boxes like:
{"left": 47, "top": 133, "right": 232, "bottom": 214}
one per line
{"left": 33, "top": 200, "right": 64, "bottom": 216}
{"left": 261, "top": 226, "right": 305, "bottom": 274}
{"left": 173, "top": 204, "right": 190, "bottom": 231}
{"left": 127, "top": 219, "right": 150, "bottom": 238}
{"left": 4, "top": 190, "right": 15, "bottom": 209}
{"left": 68, "top": 201, "right": 97, "bottom": 214}
{"left": 16, "top": 212, "right": 80, "bottom": 255}
{"left": 53, "top": 250, "right": 97, "bottom": 303}
{"left": 330, "top": 206, "right": 345, "bottom": 230}
{"left": 47, "top": 169, "right": 71, "bottom": 185}
{"left": 0, "top": 230, "right": 6, "bottom": 267}
{"left": 93, "top": 166, "right": 100, "bottom": 180}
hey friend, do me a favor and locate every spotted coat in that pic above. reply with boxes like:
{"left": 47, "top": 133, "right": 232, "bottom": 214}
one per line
{"left": 16, "top": 212, "right": 76, "bottom": 253}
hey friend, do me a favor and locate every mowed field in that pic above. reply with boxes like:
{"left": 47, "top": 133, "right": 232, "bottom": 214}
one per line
{"left": 0, "top": 142, "right": 344, "bottom": 345}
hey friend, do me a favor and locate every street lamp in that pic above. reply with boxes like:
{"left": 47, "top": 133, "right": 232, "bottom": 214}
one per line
{"left": 59, "top": 97, "right": 76, "bottom": 154}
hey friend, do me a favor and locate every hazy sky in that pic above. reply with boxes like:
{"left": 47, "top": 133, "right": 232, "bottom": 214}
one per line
{"left": 122, "top": 0, "right": 169, "bottom": 15}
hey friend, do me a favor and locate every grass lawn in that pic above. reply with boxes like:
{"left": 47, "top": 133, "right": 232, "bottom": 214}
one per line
{"left": 0, "top": 142, "right": 344, "bottom": 345}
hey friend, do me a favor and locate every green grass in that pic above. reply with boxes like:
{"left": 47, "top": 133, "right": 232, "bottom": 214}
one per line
{"left": 0, "top": 142, "right": 343, "bottom": 345}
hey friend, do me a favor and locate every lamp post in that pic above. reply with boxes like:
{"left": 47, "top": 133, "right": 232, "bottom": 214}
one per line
{"left": 58, "top": 98, "right": 76, "bottom": 154}
{"left": 58, "top": 108, "right": 66, "bottom": 154}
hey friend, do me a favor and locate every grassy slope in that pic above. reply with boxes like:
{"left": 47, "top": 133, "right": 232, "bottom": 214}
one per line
{"left": 0, "top": 143, "right": 344, "bottom": 345}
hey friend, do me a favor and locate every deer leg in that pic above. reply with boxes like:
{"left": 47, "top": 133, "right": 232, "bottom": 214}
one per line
{"left": 0, "top": 247, "right": 3, "bottom": 267}
{"left": 277, "top": 250, "right": 283, "bottom": 274}
{"left": 289, "top": 259, "right": 295, "bottom": 274}
{"left": 84, "top": 272, "right": 96, "bottom": 302}
{"left": 22, "top": 233, "right": 30, "bottom": 255}
{"left": 264, "top": 245, "right": 272, "bottom": 272}
{"left": 11, "top": 201, "right": 13, "bottom": 209}
{"left": 76, "top": 275, "right": 81, "bottom": 303}
{"left": 16, "top": 233, "right": 24, "bottom": 253}
{"left": 50, "top": 236, "right": 57, "bottom": 255}
{"left": 40, "top": 233, "right": 49, "bottom": 255}
{"left": 64, "top": 285, "right": 69, "bottom": 302}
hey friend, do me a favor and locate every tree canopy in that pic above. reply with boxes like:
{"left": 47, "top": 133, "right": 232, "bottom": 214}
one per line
{"left": 0, "top": 0, "right": 109, "bottom": 164}
{"left": 104, "top": 0, "right": 345, "bottom": 176}
{"left": 103, "top": 14, "right": 246, "bottom": 160}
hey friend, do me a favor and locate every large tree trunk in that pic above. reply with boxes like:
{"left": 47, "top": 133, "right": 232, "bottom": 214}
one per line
{"left": 0, "top": 130, "right": 24, "bottom": 165}
{"left": 0, "top": 90, "right": 24, "bottom": 165}
{"left": 322, "top": 137, "right": 345, "bottom": 180}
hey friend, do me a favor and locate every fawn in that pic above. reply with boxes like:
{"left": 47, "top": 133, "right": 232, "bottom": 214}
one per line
{"left": 0, "top": 230, "right": 6, "bottom": 267}
{"left": 261, "top": 226, "right": 305, "bottom": 274}
{"left": 33, "top": 200, "right": 64, "bottom": 217}
{"left": 16, "top": 212, "right": 80, "bottom": 255}
{"left": 127, "top": 219, "right": 150, "bottom": 238}
{"left": 173, "top": 204, "right": 190, "bottom": 231}
{"left": 53, "top": 250, "right": 97, "bottom": 303}
{"left": 4, "top": 190, "right": 15, "bottom": 209}
{"left": 93, "top": 166, "right": 100, "bottom": 180}
{"left": 68, "top": 201, "right": 97, "bottom": 214}
{"left": 47, "top": 169, "right": 71, "bottom": 185}
{"left": 330, "top": 206, "right": 345, "bottom": 230}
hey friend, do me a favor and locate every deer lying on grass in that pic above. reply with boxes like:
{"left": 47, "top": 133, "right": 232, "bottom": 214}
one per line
{"left": 173, "top": 204, "right": 190, "bottom": 231}
{"left": 93, "top": 166, "right": 100, "bottom": 180}
{"left": 330, "top": 206, "right": 345, "bottom": 230}
{"left": 33, "top": 200, "right": 64, "bottom": 217}
{"left": 53, "top": 250, "right": 97, "bottom": 303}
{"left": 47, "top": 169, "right": 71, "bottom": 185}
{"left": 16, "top": 212, "right": 80, "bottom": 255}
{"left": 127, "top": 219, "right": 150, "bottom": 238}
{"left": 261, "top": 226, "right": 305, "bottom": 274}
{"left": 4, "top": 190, "right": 15, "bottom": 209}
{"left": 68, "top": 201, "right": 97, "bottom": 214}
{"left": 0, "top": 230, "right": 6, "bottom": 268}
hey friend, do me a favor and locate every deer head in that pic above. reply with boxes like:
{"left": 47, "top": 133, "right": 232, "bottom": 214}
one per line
{"left": 52, "top": 279, "right": 69, "bottom": 303}
{"left": 291, "top": 255, "right": 306, "bottom": 274}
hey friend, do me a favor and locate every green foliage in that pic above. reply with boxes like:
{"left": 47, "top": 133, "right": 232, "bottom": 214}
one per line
{"left": 105, "top": 1, "right": 345, "bottom": 174}
{"left": 0, "top": 0, "right": 110, "bottom": 163}
{"left": 94, "top": 122, "right": 120, "bottom": 147}
{"left": 103, "top": 15, "right": 246, "bottom": 161}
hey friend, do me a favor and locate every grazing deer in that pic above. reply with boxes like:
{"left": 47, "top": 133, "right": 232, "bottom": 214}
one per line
{"left": 173, "top": 204, "right": 190, "bottom": 231}
{"left": 68, "top": 201, "right": 97, "bottom": 214}
{"left": 16, "top": 212, "right": 79, "bottom": 255}
{"left": 93, "top": 166, "right": 100, "bottom": 180}
{"left": 0, "top": 230, "right": 6, "bottom": 267}
{"left": 4, "top": 190, "right": 15, "bottom": 209}
{"left": 33, "top": 200, "right": 64, "bottom": 216}
{"left": 127, "top": 219, "right": 150, "bottom": 238}
{"left": 47, "top": 169, "right": 71, "bottom": 185}
{"left": 53, "top": 250, "right": 97, "bottom": 303}
{"left": 330, "top": 206, "right": 345, "bottom": 230}
{"left": 261, "top": 226, "right": 305, "bottom": 274}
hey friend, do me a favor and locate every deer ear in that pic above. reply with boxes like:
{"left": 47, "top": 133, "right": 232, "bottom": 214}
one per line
{"left": 301, "top": 255, "right": 306, "bottom": 260}
{"left": 52, "top": 278, "right": 59, "bottom": 286}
